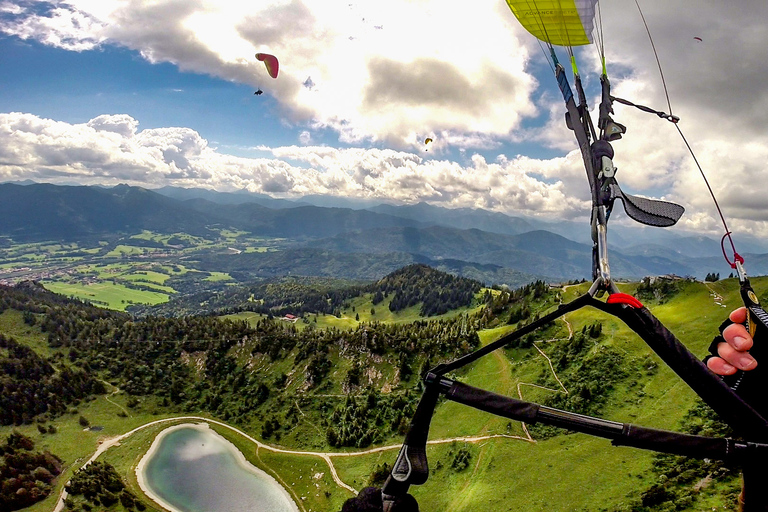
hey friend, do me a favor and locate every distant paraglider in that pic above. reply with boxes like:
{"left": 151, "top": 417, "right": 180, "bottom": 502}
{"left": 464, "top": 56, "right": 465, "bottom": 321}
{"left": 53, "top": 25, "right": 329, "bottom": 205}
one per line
{"left": 694, "top": 36, "right": 703, "bottom": 42}
{"left": 256, "top": 53, "right": 279, "bottom": 78}
{"left": 254, "top": 53, "right": 279, "bottom": 97}
{"left": 424, "top": 137, "right": 433, "bottom": 151}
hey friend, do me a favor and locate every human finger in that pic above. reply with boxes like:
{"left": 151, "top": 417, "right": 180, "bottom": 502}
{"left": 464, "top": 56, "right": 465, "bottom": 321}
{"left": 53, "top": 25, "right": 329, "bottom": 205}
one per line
{"left": 707, "top": 355, "right": 737, "bottom": 376}
{"left": 729, "top": 306, "right": 748, "bottom": 324}
{"left": 717, "top": 340, "right": 758, "bottom": 371}
{"left": 722, "top": 322, "right": 753, "bottom": 352}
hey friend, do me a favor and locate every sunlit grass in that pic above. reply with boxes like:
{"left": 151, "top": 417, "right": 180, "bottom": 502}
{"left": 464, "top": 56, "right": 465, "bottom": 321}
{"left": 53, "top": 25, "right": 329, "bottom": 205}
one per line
{"left": 8, "top": 278, "right": 764, "bottom": 511}
{"left": 42, "top": 280, "right": 169, "bottom": 311}
{"left": 204, "top": 271, "right": 233, "bottom": 282}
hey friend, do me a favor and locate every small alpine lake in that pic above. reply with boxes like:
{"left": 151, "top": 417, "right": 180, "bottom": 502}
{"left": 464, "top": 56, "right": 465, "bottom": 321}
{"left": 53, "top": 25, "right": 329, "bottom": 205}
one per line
{"left": 137, "top": 424, "right": 299, "bottom": 512}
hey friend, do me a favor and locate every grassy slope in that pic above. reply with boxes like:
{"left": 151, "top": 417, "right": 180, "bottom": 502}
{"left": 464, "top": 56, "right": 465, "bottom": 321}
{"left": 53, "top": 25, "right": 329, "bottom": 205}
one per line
{"left": 43, "top": 281, "right": 170, "bottom": 311}
{"left": 3, "top": 277, "right": 767, "bottom": 512}
{"left": 225, "top": 292, "right": 486, "bottom": 331}
{"left": 335, "top": 277, "right": 767, "bottom": 511}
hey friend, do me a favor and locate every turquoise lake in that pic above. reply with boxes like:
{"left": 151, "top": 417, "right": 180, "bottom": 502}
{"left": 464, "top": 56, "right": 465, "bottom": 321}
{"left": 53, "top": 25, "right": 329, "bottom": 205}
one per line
{"left": 141, "top": 426, "right": 299, "bottom": 512}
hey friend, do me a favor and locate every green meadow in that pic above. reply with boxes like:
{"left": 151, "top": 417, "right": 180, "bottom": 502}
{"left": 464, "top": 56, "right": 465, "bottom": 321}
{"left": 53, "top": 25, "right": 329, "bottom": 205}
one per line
{"left": 224, "top": 292, "right": 487, "bottom": 331}
{"left": 42, "top": 281, "right": 170, "bottom": 311}
{"left": 0, "top": 230, "right": 289, "bottom": 312}
{"left": 4, "top": 276, "right": 766, "bottom": 512}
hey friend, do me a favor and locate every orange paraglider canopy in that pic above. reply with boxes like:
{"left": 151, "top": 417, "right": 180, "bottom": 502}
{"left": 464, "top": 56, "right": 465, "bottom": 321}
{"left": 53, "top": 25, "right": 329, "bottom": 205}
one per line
{"left": 256, "top": 53, "right": 279, "bottom": 79}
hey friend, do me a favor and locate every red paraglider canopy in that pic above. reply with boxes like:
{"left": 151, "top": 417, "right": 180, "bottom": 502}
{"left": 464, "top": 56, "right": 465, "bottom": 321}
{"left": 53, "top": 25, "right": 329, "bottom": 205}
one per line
{"left": 256, "top": 53, "right": 279, "bottom": 79}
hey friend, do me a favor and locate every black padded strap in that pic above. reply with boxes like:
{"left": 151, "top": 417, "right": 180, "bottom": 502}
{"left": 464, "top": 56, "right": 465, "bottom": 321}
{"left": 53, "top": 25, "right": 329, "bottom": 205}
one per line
{"left": 382, "top": 385, "right": 440, "bottom": 497}
{"left": 432, "top": 293, "right": 594, "bottom": 376}
{"left": 600, "top": 301, "right": 768, "bottom": 439}
{"left": 436, "top": 376, "right": 768, "bottom": 463}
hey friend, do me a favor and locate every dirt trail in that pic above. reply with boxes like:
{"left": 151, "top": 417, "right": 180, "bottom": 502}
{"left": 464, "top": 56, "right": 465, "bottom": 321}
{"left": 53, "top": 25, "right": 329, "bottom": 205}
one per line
{"left": 99, "top": 380, "right": 132, "bottom": 418}
{"left": 52, "top": 415, "right": 534, "bottom": 512}
{"left": 512, "top": 289, "right": 575, "bottom": 440}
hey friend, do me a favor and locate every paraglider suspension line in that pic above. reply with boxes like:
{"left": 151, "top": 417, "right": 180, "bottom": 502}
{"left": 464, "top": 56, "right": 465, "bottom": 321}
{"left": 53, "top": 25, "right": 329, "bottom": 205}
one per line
{"left": 675, "top": 122, "right": 741, "bottom": 268}
{"left": 634, "top": 0, "right": 673, "bottom": 115}
{"left": 635, "top": 0, "right": 742, "bottom": 268}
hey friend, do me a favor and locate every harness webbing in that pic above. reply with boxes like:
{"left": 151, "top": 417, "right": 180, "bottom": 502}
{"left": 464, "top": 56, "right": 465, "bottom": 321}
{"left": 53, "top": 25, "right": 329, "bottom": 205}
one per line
{"left": 382, "top": 292, "right": 768, "bottom": 507}
{"left": 431, "top": 292, "right": 594, "bottom": 376}
{"left": 429, "top": 375, "right": 768, "bottom": 463}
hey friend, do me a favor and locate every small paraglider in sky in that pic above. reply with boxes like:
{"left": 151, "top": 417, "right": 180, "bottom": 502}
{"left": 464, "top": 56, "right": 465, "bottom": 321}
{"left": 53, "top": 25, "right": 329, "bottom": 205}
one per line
{"left": 424, "top": 138, "right": 433, "bottom": 151}
{"left": 254, "top": 53, "right": 279, "bottom": 98}
{"left": 256, "top": 53, "right": 279, "bottom": 79}
{"left": 694, "top": 36, "right": 703, "bottom": 42}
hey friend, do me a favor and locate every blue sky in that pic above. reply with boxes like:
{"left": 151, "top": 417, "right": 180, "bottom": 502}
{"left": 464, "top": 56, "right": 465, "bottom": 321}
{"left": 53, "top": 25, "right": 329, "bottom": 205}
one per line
{"left": 0, "top": 38, "right": 297, "bottom": 152}
{"left": 1, "top": 0, "right": 767, "bottom": 241}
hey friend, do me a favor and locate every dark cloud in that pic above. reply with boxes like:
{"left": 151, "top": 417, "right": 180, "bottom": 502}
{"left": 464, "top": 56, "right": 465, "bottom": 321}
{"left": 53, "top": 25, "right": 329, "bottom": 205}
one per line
{"left": 237, "top": 0, "right": 317, "bottom": 48}
{"left": 601, "top": 1, "right": 768, "bottom": 131}
{"left": 107, "top": 0, "right": 228, "bottom": 78}
{"left": 363, "top": 57, "right": 523, "bottom": 115}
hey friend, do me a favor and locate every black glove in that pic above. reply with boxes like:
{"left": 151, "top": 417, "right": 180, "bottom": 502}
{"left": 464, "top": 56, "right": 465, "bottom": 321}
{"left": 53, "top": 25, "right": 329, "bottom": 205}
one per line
{"left": 706, "top": 316, "right": 768, "bottom": 420}
{"left": 340, "top": 487, "right": 419, "bottom": 512}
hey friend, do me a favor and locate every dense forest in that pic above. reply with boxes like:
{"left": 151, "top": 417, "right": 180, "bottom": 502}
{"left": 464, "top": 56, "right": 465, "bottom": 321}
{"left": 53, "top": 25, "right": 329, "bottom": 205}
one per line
{"left": 0, "top": 271, "right": 484, "bottom": 448}
{"left": 0, "top": 332, "right": 105, "bottom": 425}
{"left": 0, "top": 268, "right": 748, "bottom": 511}
{"left": 65, "top": 461, "right": 144, "bottom": 511}
{"left": 374, "top": 264, "right": 481, "bottom": 316}
{"left": 129, "top": 264, "right": 482, "bottom": 319}
{"left": 0, "top": 431, "right": 63, "bottom": 510}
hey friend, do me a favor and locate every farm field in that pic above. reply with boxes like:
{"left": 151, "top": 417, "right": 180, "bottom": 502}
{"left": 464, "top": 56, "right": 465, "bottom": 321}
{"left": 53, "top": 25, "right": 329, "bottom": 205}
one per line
{"left": 0, "top": 230, "right": 289, "bottom": 311}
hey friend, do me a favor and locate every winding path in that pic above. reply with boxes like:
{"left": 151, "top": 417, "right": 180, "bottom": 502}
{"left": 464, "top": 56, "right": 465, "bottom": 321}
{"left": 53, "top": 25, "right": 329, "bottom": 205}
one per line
{"left": 54, "top": 289, "right": 582, "bottom": 511}
{"left": 52, "top": 415, "right": 532, "bottom": 512}
{"left": 99, "top": 379, "right": 132, "bottom": 418}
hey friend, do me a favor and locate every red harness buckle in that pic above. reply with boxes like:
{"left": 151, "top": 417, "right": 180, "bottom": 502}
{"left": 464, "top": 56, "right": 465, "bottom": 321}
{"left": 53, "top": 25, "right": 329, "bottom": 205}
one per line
{"left": 607, "top": 293, "right": 644, "bottom": 309}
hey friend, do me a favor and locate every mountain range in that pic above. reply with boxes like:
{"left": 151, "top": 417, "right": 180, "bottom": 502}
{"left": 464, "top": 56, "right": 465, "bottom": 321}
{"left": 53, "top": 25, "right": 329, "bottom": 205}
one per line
{"left": 2, "top": 182, "right": 766, "bottom": 283}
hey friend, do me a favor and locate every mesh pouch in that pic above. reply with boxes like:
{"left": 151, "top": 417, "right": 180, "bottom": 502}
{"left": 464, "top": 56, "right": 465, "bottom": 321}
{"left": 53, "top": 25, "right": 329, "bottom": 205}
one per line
{"left": 608, "top": 182, "right": 684, "bottom": 227}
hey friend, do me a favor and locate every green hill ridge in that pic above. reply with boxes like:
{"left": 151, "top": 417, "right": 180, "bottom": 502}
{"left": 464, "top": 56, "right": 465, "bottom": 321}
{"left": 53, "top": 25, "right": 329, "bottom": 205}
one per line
{"left": 0, "top": 269, "right": 766, "bottom": 512}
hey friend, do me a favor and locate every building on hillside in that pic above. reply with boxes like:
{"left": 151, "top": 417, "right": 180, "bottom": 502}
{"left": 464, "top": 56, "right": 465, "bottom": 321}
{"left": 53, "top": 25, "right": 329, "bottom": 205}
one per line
{"left": 647, "top": 274, "right": 683, "bottom": 284}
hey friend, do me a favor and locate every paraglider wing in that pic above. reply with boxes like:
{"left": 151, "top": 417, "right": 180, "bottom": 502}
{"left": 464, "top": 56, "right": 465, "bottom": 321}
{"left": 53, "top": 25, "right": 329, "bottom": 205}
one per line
{"left": 424, "top": 138, "right": 433, "bottom": 145}
{"left": 505, "top": 0, "right": 598, "bottom": 46}
{"left": 694, "top": 36, "right": 703, "bottom": 42}
{"left": 256, "top": 53, "right": 279, "bottom": 79}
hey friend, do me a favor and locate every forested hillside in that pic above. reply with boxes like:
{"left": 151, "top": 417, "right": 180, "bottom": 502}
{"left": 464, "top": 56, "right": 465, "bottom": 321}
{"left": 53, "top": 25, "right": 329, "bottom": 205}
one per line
{"left": 0, "top": 270, "right": 484, "bottom": 448}
{"left": 1, "top": 272, "right": 766, "bottom": 512}
{"left": 131, "top": 264, "right": 482, "bottom": 318}
{"left": 0, "top": 432, "right": 63, "bottom": 510}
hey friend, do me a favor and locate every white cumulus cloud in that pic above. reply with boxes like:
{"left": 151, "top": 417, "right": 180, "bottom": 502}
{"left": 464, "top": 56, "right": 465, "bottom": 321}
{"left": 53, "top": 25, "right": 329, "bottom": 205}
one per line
{"left": 0, "top": 112, "right": 585, "bottom": 217}
{"left": 0, "top": 0, "right": 537, "bottom": 148}
{"left": 1, "top": 0, "right": 768, "bottom": 239}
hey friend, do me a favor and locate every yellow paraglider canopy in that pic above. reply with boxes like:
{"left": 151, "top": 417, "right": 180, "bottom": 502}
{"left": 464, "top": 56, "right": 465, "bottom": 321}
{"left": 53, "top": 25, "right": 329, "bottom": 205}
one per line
{"left": 505, "top": 0, "right": 598, "bottom": 47}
